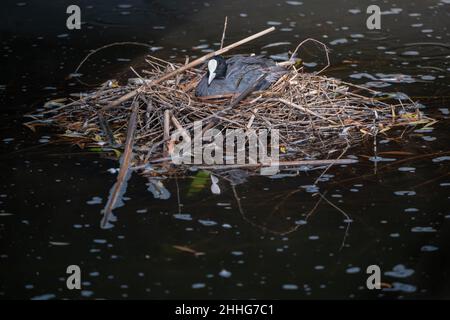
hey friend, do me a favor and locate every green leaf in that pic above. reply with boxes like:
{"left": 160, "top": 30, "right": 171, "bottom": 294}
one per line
{"left": 186, "top": 170, "right": 210, "bottom": 197}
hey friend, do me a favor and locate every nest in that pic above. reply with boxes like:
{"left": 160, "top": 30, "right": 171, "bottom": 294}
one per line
{"left": 27, "top": 53, "right": 433, "bottom": 176}
{"left": 25, "top": 32, "right": 438, "bottom": 228}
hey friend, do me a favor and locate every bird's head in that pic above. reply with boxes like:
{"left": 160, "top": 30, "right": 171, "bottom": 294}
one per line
{"left": 207, "top": 55, "right": 227, "bottom": 86}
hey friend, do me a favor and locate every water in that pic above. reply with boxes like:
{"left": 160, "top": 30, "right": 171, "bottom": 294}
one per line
{"left": 1, "top": 0, "right": 449, "bottom": 299}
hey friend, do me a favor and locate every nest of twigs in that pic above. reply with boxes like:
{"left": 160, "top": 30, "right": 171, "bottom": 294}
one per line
{"left": 28, "top": 53, "right": 434, "bottom": 174}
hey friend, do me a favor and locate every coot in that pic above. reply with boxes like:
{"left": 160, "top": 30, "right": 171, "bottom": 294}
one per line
{"left": 195, "top": 55, "right": 287, "bottom": 97}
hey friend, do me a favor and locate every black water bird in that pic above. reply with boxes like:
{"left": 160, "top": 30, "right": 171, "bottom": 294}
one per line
{"left": 195, "top": 55, "right": 287, "bottom": 97}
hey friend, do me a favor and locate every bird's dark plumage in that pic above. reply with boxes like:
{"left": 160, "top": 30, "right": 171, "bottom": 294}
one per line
{"left": 195, "top": 55, "right": 287, "bottom": 97}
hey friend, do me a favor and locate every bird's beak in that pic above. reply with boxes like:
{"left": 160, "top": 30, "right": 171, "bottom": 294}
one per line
{"left": 208, "top": 72, "right": 216, "bottom": 86}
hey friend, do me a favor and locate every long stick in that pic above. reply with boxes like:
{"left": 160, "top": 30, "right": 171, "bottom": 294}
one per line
{"left": 105, "top": 27, "right": 276, "bottom": 109}
{"left": 100, "top": 101, "right": 139, "bottom": 229}
{"left": 277, "top": 98, "right": 338, "bottom": 125}
{"left": 220, "top": 16, "right": 228, "bottom": 49}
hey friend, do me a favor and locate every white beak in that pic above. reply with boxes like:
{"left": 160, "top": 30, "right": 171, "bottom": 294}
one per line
{"left": 208, "top": 72, "right": 216, "bottom": 85}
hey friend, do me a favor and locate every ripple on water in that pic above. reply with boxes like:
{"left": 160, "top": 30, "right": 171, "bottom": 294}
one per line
{"left": 301, "top": 184, "right": 319, "bottom": 193}
{"left": 401, "top": 51, "right": 419, "bottom": 56}
{"left": 438, "top": 108, "right": 449, "bottom": 115}
{"left": 329, "top": 38, "right": 348, "bottom": 46}
{"left": 394, "top": 191, "right": 416, "bottom": 196}
{"left": 369, "top": 156, "right": 397, "bottom": 162}
{"left": 348, "top": 9, "right": 361, "bottom": 14}
{"left": 303, "top": 62, "right": 318, "bottom": 67}
{"left": 39, "top": 136, "right": 50, "bottom": 143}
{"left": 49, "top": 241, "right": 70, "bottom": 246}
{"left": 346, "top": 267, "right": 361, "bottom": 274}
{"left": 0, "top": 213, "right": 13, "bottom": 216}
{"left": 198, "top": 219, "right": 218, "bottom": 226}
{"left": 411, "top": 226, "right": 436, "bottom": 233}
{"left": 285, "top": 1, "right": 303, "bottom": 5}
{"left": 422, "top": 136, "right": 436, "bottom": 142}
{"left": 93, "top": 239, "right": 107, "bottom": 244}
{"left": 192, "top": 44, "right": 209, "bottom": 50}
{"left": 219, "top": 269, "right": 232, "bottom": 278}
{"left": 384, "top": 265, "right": 414, "bottom": 278}
{"left": 192, "top": 283, "right": 206, "bottom": 289}
{"left": 86, "top": 196, "right": 102, "bottom": 205}
{"left": 31, "top": 293, "right": 56, "bottom": 300}
{"left": 117, "top": 4, "right": 133, "bottom": 9}
{"left": 432, "top": 156, "right": 450, "bottom": 163}
{"left": 350, "top": 33, "right": 364, "bottom": 39}
{"left": 261, "top": 42, "right": 291, "bottom": 49}
{"left": 382, "top": 8, "right": 403, "bottom": 15}
{"left": 173, "top": 213, "right": 192, "bottom": 221}
{"left": 421, "top": 75, "right": 436, "bottom": 81}
{"left": 81, "top": 290, "right": 94, "bottom": 297}
{"left": 314, "top": 265, "right": 325, "bottom": 270}
{"left": 383, "top": 282, "right": 417, "bottom": 293}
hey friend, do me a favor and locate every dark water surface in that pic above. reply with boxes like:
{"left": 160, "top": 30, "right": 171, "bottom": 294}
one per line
{"left": 1, "top": 0, "right": 449, "bottom": 299}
